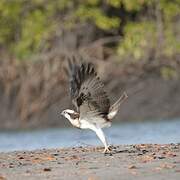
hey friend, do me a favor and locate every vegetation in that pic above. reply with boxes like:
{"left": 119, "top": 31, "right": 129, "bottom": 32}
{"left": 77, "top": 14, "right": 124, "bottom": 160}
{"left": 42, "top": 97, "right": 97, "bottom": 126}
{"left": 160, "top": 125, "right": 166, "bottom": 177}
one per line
{"left": 0, "top": 0, "right": 179, "bottom": 61}
{"left": 0, "top": 0, "right": 180, "bottom": 128}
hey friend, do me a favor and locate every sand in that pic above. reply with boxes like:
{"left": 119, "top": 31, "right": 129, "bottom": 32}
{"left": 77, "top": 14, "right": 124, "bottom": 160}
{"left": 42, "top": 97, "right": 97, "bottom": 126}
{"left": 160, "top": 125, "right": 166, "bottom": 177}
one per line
{"left": 0, "top": 144, "right": 180, "bottom": 180}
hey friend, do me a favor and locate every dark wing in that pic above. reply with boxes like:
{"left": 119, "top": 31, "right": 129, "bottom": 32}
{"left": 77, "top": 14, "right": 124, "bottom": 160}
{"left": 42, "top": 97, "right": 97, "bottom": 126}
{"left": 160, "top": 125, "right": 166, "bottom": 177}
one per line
{"left": 67, "top": 58, "right": 110, "bottom": 123}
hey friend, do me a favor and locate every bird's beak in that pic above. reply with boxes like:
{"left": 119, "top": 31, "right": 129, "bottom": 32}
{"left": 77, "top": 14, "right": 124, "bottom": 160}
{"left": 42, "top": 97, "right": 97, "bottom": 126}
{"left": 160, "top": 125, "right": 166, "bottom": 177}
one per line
{"left": 61, "top": 111, "right": 64, "bottom": 116}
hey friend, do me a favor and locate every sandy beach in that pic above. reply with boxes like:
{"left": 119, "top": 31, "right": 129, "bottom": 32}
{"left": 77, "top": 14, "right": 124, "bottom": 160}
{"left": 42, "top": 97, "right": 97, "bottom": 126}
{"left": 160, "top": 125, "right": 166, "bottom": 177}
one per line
{"left": 0, "top": 144, "right": 180, "bottom": 180}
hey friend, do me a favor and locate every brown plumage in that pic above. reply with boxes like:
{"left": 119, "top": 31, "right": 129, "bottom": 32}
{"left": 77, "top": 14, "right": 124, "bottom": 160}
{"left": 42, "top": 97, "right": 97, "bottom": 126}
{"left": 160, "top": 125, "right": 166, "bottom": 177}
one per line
{"left": 62, "top": 55, "right": 128, "bottom": 153}
{"left": 67, "top": 57, "right": 111, "bottom": 127}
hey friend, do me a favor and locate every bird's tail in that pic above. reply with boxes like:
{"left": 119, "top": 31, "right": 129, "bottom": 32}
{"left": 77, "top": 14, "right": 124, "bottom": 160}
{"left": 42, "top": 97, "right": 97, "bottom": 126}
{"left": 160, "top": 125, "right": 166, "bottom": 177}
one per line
{"left": 107, "top": 92, "right": 128, "bottom": 120}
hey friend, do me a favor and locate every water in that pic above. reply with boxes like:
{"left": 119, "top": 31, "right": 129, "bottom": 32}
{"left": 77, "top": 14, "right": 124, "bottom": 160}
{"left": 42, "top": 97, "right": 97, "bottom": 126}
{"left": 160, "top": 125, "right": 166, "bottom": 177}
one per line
{"left": 0, "top": 119, "right": 180, "bottom": 152}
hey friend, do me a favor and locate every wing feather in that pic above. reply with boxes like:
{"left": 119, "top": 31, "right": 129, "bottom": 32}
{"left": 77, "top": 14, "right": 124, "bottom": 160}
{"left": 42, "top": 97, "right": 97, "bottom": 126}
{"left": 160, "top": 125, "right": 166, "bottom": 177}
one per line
{"left": 66, "top": 57, "right": 110, "bottom": 124}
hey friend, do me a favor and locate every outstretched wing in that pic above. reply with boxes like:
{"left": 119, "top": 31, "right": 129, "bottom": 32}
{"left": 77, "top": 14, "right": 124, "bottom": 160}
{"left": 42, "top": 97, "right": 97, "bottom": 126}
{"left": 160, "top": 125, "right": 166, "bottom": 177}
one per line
{"left": 67, "top": 57, "right": 110, "bottom": 124}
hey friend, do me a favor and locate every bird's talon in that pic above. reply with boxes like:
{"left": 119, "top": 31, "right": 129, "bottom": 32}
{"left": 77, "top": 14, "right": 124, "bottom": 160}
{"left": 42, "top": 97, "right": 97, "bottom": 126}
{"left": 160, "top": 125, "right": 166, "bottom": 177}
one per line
{"left": 103, "top": 146, "right": 111, "bottom": 153}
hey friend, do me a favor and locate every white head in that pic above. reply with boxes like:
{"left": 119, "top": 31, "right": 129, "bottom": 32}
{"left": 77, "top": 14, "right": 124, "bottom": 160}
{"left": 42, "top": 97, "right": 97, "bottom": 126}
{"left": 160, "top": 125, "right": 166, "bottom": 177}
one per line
{"left": 61, "top": 109, "right": 80, "bottom": 128}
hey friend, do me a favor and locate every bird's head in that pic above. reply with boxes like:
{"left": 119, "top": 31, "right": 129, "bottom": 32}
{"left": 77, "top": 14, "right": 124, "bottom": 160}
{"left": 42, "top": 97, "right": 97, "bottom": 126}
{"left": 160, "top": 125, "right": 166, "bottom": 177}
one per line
{"left": 61, "top": 109, "right": 80, "bottom": 128}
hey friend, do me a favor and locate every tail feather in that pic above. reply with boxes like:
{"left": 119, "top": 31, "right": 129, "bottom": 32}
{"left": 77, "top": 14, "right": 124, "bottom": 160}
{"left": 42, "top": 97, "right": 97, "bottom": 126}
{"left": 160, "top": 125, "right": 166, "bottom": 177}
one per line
{"left": 107, "top": 92, "right": 128, "bottom": 120}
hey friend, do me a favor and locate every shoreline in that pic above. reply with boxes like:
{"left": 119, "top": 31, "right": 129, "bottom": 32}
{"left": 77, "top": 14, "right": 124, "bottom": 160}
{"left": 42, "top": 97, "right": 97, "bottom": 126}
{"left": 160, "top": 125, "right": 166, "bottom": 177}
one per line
{"left": 0, "top": 144, "right": 180, "bottom": 180}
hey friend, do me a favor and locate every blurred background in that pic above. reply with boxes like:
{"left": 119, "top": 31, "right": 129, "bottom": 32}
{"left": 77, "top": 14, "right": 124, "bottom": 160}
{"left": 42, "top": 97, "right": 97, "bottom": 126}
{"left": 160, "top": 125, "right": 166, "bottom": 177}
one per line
{"left": 0, "top": 0, "right": 179, "bottom": 151}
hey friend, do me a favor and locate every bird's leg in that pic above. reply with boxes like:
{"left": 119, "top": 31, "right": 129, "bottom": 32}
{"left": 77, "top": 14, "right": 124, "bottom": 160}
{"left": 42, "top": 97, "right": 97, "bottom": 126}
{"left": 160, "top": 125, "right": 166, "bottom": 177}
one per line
{"left": 80, "top": 121, "right": 111, "bottom": 153}
{"left": 93, "top": 126, "right": 111, "bottom": 153}
{"left": 103, "top": 146, "right": 111, "bottom": 153}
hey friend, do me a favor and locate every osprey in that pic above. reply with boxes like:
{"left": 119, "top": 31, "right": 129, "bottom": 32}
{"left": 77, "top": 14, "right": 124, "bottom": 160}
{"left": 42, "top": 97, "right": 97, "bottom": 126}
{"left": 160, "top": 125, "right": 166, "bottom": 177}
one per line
{"left": 61, "top": 58, "right": 128, "bottom": 153}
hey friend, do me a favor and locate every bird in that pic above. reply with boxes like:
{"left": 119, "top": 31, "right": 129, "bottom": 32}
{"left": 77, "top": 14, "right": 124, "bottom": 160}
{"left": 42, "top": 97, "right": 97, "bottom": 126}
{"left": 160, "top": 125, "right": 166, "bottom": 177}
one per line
{"left": 61, "top": 56, "right": 128, "bottom": 153}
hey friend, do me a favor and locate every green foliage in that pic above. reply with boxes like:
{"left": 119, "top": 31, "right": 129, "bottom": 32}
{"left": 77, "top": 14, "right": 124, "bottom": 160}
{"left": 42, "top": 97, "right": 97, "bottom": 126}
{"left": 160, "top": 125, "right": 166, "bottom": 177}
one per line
{"left": 160, "top": 0, "right": 180, "bottom": 21}
{"left": 0, "top": 0, "right": 22, "bottom": 46}
{"left": 120, "top": 0, "right": 144, "bottom": 11}
{"left": 0, "top": 0, "right": 179, "bottom": 60}
{"left": 107, "top": 0, "right": 121, "bottom": 8}
{"left": 117, "top": 21, "right": 156, "bottom": 60}
{"left": 117, "top": 0, "right": 180, "bottom": 61}
{"left": 14, "top": 9, "right": 53, "bottom": 59}
{"left": 163, "top": 25, "right": 180, "bottom": 57}
{"left": 0, "top": 0, "right": 57, "bottom": 59}
{"left": 160, "top": 67, "right": 178, "bottom": 80}
{"left": 75, "top": 6, "right": 120, "bottom": 30}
